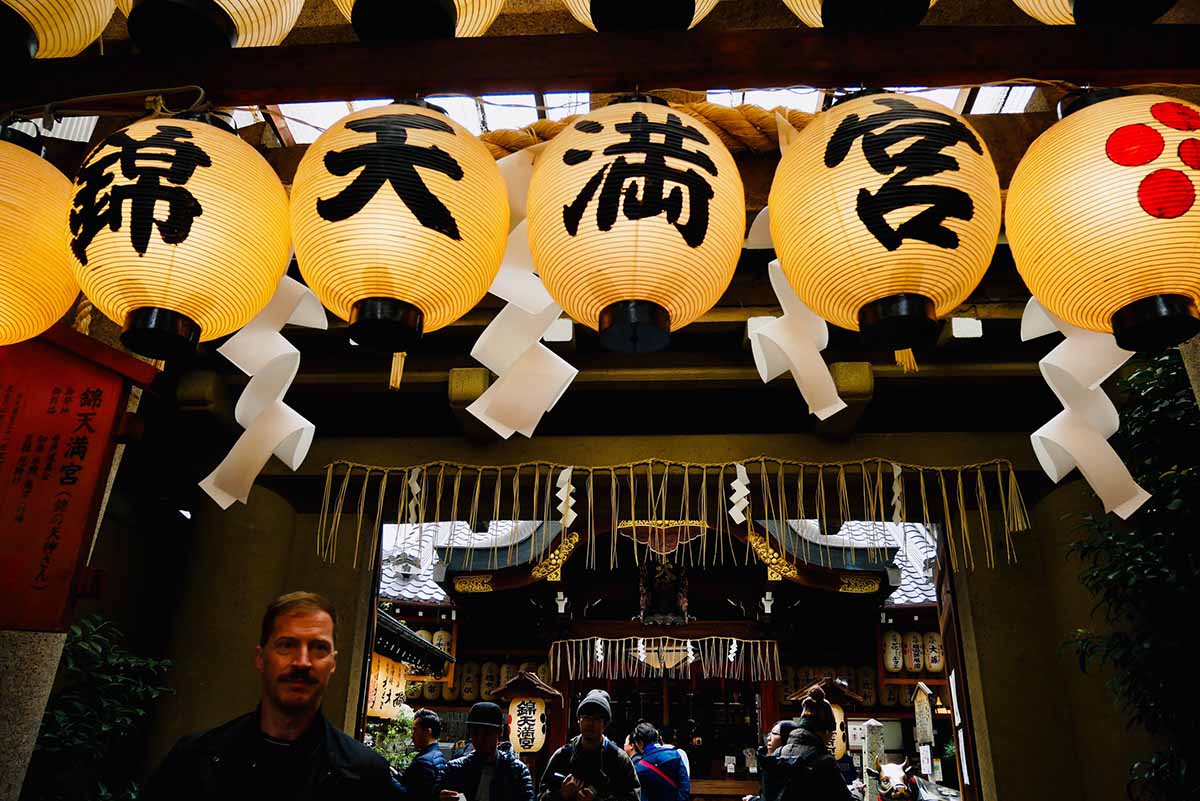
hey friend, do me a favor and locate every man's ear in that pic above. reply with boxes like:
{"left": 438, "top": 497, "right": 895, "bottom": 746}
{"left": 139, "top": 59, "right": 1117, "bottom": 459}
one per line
{"left": 330, "top": 649, "right": 338, "bottom": 675}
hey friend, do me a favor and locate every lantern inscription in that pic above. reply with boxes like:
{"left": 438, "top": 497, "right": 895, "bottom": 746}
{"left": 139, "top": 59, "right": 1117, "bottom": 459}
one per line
{"left": 824, "top": 97, "right": 983, "bottom": 252}
{"left": 70, "top": 125, "right": 211, "bottom": 265}
{"left": 561, "top": 112, "right": 718, "bottom": 248}
{"left": 317, "top": 114, "right": 464, "bottom": 240}
{"left": 515, "top": 700, "right": 538, "bottom": 749}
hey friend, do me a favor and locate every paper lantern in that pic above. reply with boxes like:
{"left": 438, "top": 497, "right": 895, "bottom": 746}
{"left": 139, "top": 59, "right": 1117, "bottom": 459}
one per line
{"left": 330, "top": 0, "right": 504, "bottom": 39}
{"left": 782, "top": 0, "right": 935, "bottom": 27}
{"left": 856, "top": 666, "right": 877, "bottom": 706}
{"left": 527, "top": 96, "right": 744, "bottom": 352}
{"left": 0, "top": 132, "right": 78, "bottom": 346}
{"left": 68, "top": 116, "right": 290, "bottom": 360}
{"left": 924, "top": 632, "right": 945, "bottom": 673}
{"left": 881, "top": 683, "right": 899, "bottom": 707}
{"left": 831, "top": 704, "right": 848, "bottom": 760}
{"left": 519, "top": 661, "right": 538, "bottom": 674}
{"left": 771, "top": 91, "right": 1001, "bottom": 348}
{"left": 407, "top": 678, "right": 424, "bottom": 699}
{"left": 123, "top": 0, "right": 303, "bottom": 49}
{"left": 882, "top": 631, "right": 904, "bottom": 673}
{"left": 442, "top": 664, "right": 462, "bottom": 701}
{"left": 1007, "top": 93, "right": 1200, "bottom": 350}
{"left": 508, "top": 697, "right": 548, "bottom": 753}
{"left": 903, "top": 632, "right": 924, "bottom": 672}
{"left": 292, "top": 101, "right": 508, "bottom": 352}
{"left": 423, "top": 675, "right": 442, "bottom": 700}
{"left": 898, "top": 686, "right": 915, "bottom": 708}
{"left": 480, "top": 661, "right": 500, "bottom": 700}
{"left": 433, "top": 629, "right": 453, "bottom": 654}
{"left": 1010, "top": 0, "right": 1177, "bottom": 24}
{"left": 460, "top": 661, "right": 480, "bottom": 701}
{"left": 500, "top": 662, "right": 519, "bottom": 688}
{"left": 1, "top": 0, "right": 110, "bottom": 59}
{"left": 561, "top": 0, "right": 717, "bottom": 31}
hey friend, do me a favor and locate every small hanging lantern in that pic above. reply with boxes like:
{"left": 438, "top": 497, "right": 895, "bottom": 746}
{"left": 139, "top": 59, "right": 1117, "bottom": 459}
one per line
{"left": 0, "top": 128, "right": 78, "bottom": 346}
{"left": 856, "top": 666, "right": 877, "bottom": 706}
{"left": 560, "top": 0, "right": 717, "bottom": 31}
{"left": 460, "top": 660, "right": 481, "bottom": 701}
{"left": 480, "top": 660, "right": 501, "bottom": 700}
{"left": 330, "top": 0, "right": 505, "bottom": 39}
{"left": 1007, "top": 92, "right": 1200, "bottom": 350}
{"left": 1009, "top": 0, "right": 1177, "bottom": 24}
{"left": 1, "top": 0, "right": 111, "bottom": 59}
{"left": 67, "top": 115, "right": 291, "bottom": 361}
{"left": 770, "top": 91, "right": 1001, "bottom": 349}
{"left": 292, "top": 101, "right": 508, "bottom": 352}
{"left": 500, "top": 662, "right": 519, "bottom": 688}
{"left": 120, "top": 0, "right": 303, "bottom": 50}
{"left": 441, "top": 664, "right": 462, "bottom": 701}
{"left": 527, "top": 96, "right": 745, "bottom": 352}
{"left": 508, "top": 697, "right": 548, "bottom": 752}
{"left": 924, "top": 632, "right": 945, "bottom": 673}
{"left": 903, "top": 632, "right": 924, "bottom": 672}
{"left": 782, "top": 0, "right": 935, "bottom": 27}
{"left": 882, "top": 630, "right": 904, "bottom": 673}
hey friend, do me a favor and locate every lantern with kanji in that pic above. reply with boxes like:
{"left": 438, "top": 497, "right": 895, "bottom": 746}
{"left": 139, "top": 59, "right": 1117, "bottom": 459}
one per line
{"left": 882, "top": 630, "right": 904, "bottom": 673}
{"left": 494, "top": 670, "right": 563, "bottom": 755}
{"left": 480, "top": 661, "right": 501, "bottom": 700}
{"left": 1, "top": 130, "right": 78, "bottom": 346}
{"left": 782, "top": 0, "right": 935, "bottom": 27}
{"left": 68, "top": 115, "right": 291, "bottom": 361}
{"left": 903, "top": 632, "right": 924, "bottom": 672}
{"left": 1010, "top": 0, "right": 1177, "bottom": 24}
{"left": 460, "top": 661, "right": 481, "bottom": 701}
{"left": 856, "top": 666, "right": 877, "bottom": 706}
{"left": 1007, "top": 93, "right": 1200, "bottom": 350}
{"left": 924, "top": 632, "right": 945, "bottom": 673}
{"left": 120, "top": 0, "right": 303, "bottom": 49}
{"left": 330, "top": 0, "right": 504, "bottom": 39}
{"left": 560, "top": 0, "right": 718, "bottom": 31}
{"left": 292, "top": 101, "right": 509, "bottom": 352}
{"left": 1, "top": 0, "right": 110, "bottom": 58}
{"left": 527, "top": 96, "right": 745, "bottom": 352}
{"left": 770, "top": 91, "right": 1001, "bottom": 349}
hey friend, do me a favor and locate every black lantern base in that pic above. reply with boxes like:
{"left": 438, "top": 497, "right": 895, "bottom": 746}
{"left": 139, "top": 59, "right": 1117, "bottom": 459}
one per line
{"left": 1111, "top": 294, "right": 1200, "bottom": 352}
{"left": 857, "top": 293, "right": 938, "bottom": 350}
{"left": 351, "top": 0, "right": 456, "bottom": 41}
{"left": 820, "top": 0, "right": 931, "bottom": 27}
{"left": 598, "top": 300, "right": 671, "bottom": 353}
{"left": 127, "top": 0, "right": 238, "bottom": 52}
{"left": 121, "top": 307, "right": 201, "bottom": 361}
{"left": 590, "top": 0, "right": 698, "bottom": 31}
{"left": 348, "top": 298, "right": 425, "bottom": 353}
{"left": 0, "top": 123, "right": 43, "bottom": 156}
{"left": 1072, "top": 0, "right": 1178, "bottom": 24}
{"left": 0, "top": 3, "right": 37, "bottom": 60}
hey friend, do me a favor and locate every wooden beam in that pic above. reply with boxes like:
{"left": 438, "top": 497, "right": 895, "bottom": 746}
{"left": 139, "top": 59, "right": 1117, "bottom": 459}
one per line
{"left": 5, "top": 26, "right": 1200, "bottom": 110}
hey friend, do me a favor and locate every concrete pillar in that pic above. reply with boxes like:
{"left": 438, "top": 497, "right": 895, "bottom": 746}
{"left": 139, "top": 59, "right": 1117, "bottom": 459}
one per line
{"left": 864, "top": 718, "right": 883, "bottom": 801}
{"left": 0, "top": 630, "right": 66, "bottom": 801}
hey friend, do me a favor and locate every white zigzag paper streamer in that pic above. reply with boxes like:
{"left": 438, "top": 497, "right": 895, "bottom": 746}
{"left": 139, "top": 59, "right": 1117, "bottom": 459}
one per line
{"left": 407, "top": 468, "right": 422, "bottom": 524}
{"left": 729, "top": 463, "right": 750, "bottom": 524}
{"left": 200, "top": 276, "right": 326, "bottom": 508}
{"left": 1021, "top": 298, "right": 1150, "bottom": 519}
{"left": 556, "top": 467, "right": 577, "bottom": 528}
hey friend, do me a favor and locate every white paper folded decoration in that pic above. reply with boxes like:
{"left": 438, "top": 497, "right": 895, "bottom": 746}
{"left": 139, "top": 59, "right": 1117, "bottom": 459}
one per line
{"left": 729, "top": 463, "right": 750, "bottom": 524}
{"left": 747, "top": 259, "right": 847, "bottom": 420}
{"left": 200, "top": 276, "right": 327, "bottom": 508}
{"left": 556, "top": 467, "right": 577, "bottom": 528}
{"left": 407, "top": 468, "right": 423, "bottom": 524}
{"left": 744, "top": 206, "right": 773, "bottom": 251}
{"left": 1022, "top": 298, "right": 1150, "bottom": 519}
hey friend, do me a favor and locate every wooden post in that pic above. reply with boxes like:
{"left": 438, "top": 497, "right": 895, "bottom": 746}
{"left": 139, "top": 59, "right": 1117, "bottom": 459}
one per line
{"left": 864, "top": 719, "right": 884, "bottom": 801}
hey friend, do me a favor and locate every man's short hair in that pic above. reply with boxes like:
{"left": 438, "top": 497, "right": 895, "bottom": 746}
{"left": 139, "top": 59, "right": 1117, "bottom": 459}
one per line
{"left": 414, "top": 709, "right": 442, "bottom": 739}
{"left": 259, "top": 591, "right": 337, "bottom": 646}
{"left": 633, "top": 721, "right": 659, "bottom": 746}
{"left": 660, "top": 725, "right": 676, "bottom": 744}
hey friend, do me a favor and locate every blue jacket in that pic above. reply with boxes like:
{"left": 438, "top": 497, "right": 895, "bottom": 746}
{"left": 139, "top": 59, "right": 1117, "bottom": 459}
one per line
{"left": 395, "top": 743, "right": 447, "bottom": 801}
{"left": 443, "top": 744, "right": 535, "bottom": 801}
{"left": 635, "top": 744, "right": 689, "bottom": 801}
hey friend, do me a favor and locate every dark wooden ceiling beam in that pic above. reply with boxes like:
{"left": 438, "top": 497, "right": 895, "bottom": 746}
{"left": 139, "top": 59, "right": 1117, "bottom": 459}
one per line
{"left": 5, "top": 26, "right": 1200, "bottom": 110}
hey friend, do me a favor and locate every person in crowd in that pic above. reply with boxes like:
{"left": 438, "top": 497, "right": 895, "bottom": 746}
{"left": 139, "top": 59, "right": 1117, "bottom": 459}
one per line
{"left": 775, "top": 688, "right": 852, "bottom": 801}
{"left": 622, "top": 733, "right": 640, "bottom": 764}
{"left": 631, "top": 722, "right": 690, "bottom": 801}
{"left": 658, "top": 726, "right": 690, "bottom": 779}
{"left": 440, "top": 702, "right": 534, "bottom": 801}
{"left": 743, "top": 721, "right": 800, "bottom": 801}
{"left": 142, "top": 592, "right": 398, "bottom": 800}
{"left": 539, "top": 690, "right": 639, "bottom": 801}
{"left": 396, "top": 709, "right": 447, "bottom": 801}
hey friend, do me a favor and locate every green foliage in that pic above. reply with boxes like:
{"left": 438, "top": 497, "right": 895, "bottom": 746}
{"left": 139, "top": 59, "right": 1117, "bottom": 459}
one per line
{"left": 22, "top": 616, "right": 172, "bottom": 801}
{"left": 1070, "top": 351, "right": 1200, "bottom": 801}
{"left": 365, "top": 713, "right": 417, "bottom": 773}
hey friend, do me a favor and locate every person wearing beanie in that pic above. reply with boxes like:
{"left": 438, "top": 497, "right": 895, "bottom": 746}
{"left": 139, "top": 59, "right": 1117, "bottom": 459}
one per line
{"left": 773, "top": 688, "right": 851, "bottom": 801}
{"left": 538, "top": 690, "right": 638, "bottom": 801}
{"left": 440, "top": 702, "right": 533, "bottom": 801}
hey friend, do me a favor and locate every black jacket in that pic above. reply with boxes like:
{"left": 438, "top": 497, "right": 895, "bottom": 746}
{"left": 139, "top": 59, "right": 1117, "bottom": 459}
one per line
{"left": 770, "top": 728, "right": 852, "bottom": 801}
{"left": 539, "top": 736, "right": 639, "bottom": 801}
{"left": 442, "top": 744, "right": 535, "bottom": 801}
{"left": 142, "top": 708, "right": 398, "bottom": 801}
{"left": 396, "top": 743, "right": 447, "bottom": 801}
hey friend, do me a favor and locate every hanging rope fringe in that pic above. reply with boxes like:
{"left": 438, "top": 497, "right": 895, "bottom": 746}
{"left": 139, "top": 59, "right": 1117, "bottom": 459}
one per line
{"left": 894, "top": 349, "right": 919, "bottom": 374}
{"left": 389, "top": 353, "right": 406, "bottom": 390}
{"left": 316, "top": 457, "right": 1030, "bottom": 572}
{"left": 549, "top": 636, "right": 781, "bottom": 682}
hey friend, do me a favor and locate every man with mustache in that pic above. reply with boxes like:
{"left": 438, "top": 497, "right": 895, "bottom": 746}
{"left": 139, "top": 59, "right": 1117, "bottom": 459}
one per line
{"left": 142, "top": 591, "right": 398, "bottom": 799}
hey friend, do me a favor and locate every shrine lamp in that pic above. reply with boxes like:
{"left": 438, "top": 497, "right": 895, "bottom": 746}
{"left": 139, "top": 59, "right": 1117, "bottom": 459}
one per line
{"left": 1, "top": 0, "right": 111, "bottom": 58}
{"left": 329, "top": 0, "right": 505, "bottom": 39}
{"left": 120, "top": 0, "right": 303, "bottom": 50}
{"left": 291, "top": 101, "right": 509, "bottom": 353}
{"left": 493, "top": 670, "right": 563, "bottom": 756}
{"left": 0, "top": 128, "right": 78, "bottom": 345}
{"left": 560, "top": 0, "right": 718, "bottom": 31}
{"left": 67, "top": 115, "right": 291, "bottom": 361}
{"left": 526, "top": 96, "right": 745, "bottom": 353}
{"left": 769, "top": 91, "right": 1001, "bottom": 349}
{"left": 1007, "top": 92, "right": 1200, "bottom": 350}
{"left": 1010, "top": 0, "right": 1177, "bottom": 24}
{"left": 782, "top": 0, "right": 935, "bottom": 27}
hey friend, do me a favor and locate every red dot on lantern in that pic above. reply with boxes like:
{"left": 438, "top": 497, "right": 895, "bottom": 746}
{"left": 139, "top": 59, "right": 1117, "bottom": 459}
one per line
{"left": 1138, "top": 169, "right": 1195, "bottom": 219}
{"left": 1151, "top": 102, "right": 1200, "bottom": 132}
{"left": 1180, "top": 139, "right": 1200, "bottom": 171}
{"left": 1106, "top": 124, "right": 1164, "bottom": 167}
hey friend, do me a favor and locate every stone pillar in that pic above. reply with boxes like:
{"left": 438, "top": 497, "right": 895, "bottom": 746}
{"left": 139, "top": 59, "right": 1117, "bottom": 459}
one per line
{"left": 864, "top": 718, "right": 884, "bottom": 801}
{"left": 0, "top": 630, "right": 66, "bottom": 801}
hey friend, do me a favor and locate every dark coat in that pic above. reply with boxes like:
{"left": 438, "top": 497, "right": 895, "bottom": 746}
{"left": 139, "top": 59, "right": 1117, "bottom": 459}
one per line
{"left": 396, "top": 743, "right": 447, "bottom": 801}
{"left": 539, "top": 736, "right": 639, "bottom": 801}
{"left": 771, "top": 728, "right": 852, "bottom": 801}
{"left": 442, "top": 744, "right": 535, "bottom": 801}
{"left": 635, "top": 743, "right": 689, "bottom": 801}
{"left": 142, "top": 708, "right": 398, "bottom": 801}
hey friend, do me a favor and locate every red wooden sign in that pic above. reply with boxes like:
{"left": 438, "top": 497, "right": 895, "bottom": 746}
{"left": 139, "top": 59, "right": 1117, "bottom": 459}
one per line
{"left": 0, "top": 325, "right": 157, "bottom": 632}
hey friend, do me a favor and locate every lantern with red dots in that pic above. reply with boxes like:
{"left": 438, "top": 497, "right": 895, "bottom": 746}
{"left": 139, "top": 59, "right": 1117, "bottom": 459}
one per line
{"left": 1007, "top": 92, "right": 1200, "bottom": 351}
